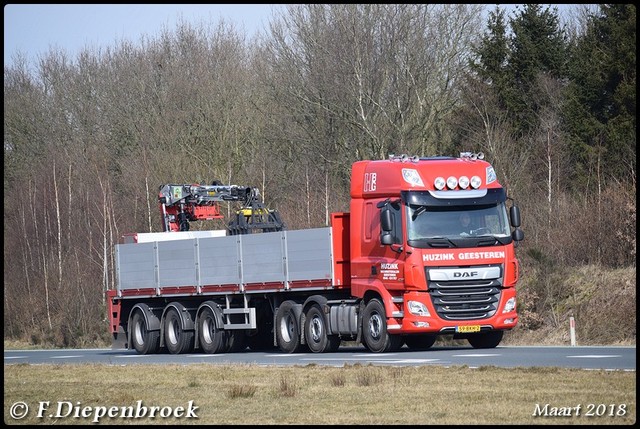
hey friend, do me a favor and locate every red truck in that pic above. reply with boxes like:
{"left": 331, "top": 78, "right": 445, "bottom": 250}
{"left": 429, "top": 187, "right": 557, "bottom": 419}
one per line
{"left": 107, "top": 152, "right": 524, "bottom": 354}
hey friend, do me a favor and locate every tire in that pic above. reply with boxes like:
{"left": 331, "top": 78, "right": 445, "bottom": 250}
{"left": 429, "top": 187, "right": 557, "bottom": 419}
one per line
{"left": 362, "top": 298, "right": 402, "bottom": 353}
{"left": 467, "top": 330, "right": 503, "bottom": 349}
{"left": 304, "top": 304, "right": 340, "bottom": 353}
{"left": 131, "top": 311, "right": 160, "bottom": 355}
{"left": 275, "top": 301, "right": 302, "bottom": 353}
{"left": 164, "top": 307, "right": 194, "bottom": 354}
{"left": 198, "top": 306, "right": 226, "bottom": 354}
{"left": 404, "top": 334, "right": 437, "bottom": 351}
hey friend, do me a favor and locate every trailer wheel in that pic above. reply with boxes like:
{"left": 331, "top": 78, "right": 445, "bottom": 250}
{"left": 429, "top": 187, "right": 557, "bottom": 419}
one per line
{"left": 467, "top": 330, "right": 503, "bottom": 349}
{"left": 304, "top": 304, "right": 340, "bottom": 353}
{"left": 404, "top": 334, "right": 437, "bottom": 351}
{"left": 362, "top": 298, "right": 402, "bottom": 353}
{"left": 198, "top": 307, "right": 226, "bottom": 354}
{"left": 275, "top": 301, "right": 302, "bottom": 353}
{"left": 164, "top": 308, "right": 194, "bottom": 354}
{"left": 131, "top": 311, "right": 160, "bottom": 355}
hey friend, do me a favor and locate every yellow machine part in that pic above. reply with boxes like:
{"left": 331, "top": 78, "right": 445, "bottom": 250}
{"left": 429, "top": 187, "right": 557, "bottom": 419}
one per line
{"left": 237, "top": 208, "right": 270, "bottom": 216}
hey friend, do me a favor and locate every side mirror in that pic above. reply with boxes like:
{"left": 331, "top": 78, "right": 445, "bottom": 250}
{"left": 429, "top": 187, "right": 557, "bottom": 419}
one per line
{"left": 510, "top": 205, "right": 521, "bottom": 228}
{"left": 380, "top": 208, "right": 393, "bottom": 232}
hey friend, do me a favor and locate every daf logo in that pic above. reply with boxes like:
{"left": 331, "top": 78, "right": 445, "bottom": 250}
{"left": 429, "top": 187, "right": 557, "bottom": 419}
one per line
{"left": 453, "top": 271, "right": 478, "bottom": 278}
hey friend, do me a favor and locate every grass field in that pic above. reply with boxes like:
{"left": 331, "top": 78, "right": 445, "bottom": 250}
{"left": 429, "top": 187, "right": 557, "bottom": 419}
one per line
{"left": 4, "top": 363, "right": 635, "bottom": 425}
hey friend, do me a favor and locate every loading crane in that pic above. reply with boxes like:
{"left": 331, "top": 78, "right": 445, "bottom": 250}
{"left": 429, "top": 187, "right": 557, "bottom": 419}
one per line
{"left": 158, "top": 182, "right": 285, "bottom": 234}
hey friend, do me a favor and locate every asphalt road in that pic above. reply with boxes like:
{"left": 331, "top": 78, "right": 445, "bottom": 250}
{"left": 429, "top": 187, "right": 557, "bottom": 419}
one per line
{"left": 4, "top": 345, "right": 636, "bottom": 371}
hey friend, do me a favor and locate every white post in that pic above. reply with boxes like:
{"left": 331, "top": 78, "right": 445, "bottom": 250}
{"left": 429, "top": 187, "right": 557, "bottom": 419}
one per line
{"left": 569, "top": 316, "right": 577, "bottom": 346}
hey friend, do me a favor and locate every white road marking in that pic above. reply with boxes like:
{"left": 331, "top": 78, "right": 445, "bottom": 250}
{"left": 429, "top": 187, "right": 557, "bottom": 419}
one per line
{"left": 452, "top": 353, "right": 500, "bottom": 357}
{"left": 353, "top": 353, "right": 399, "bottom": 357}
{"left": 567, "top": 355, "right": 621, "bottom": 358}
{"left": 300, "top": 357, "right": 439, "bottom": 363}
{"left": 187, "top": 354, "right": 227, "bottom": 358}
{"left": 265, "top": 354, "right": 308, "bottom": 357}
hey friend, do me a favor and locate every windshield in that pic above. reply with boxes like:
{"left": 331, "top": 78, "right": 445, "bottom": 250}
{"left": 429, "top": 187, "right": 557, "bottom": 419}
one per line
{"left": 406, "top": 202, "right": 511, "bottom": 247}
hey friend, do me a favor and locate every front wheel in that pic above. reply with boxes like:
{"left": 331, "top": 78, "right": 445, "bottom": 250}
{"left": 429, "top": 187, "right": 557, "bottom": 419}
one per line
{"left": 467, "top": 330, "right": 503, "bottom": 349}
{"left": 361, "top": 299, "right": 402, "bottom": 353}
{"left": 131, "top": 311, "right": 159, "bottom": 355}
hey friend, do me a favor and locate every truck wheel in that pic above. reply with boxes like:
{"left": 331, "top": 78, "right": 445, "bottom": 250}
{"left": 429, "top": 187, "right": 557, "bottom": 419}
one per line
{"left": 131, "top": 311, "right": 159, "bottom": 354}
{"left": 276, "top": 301, "right": 302, "bottom": 353}
{"left": 362, "top": 298, "right": 402, "bottom": 353}
{"left": 198, "top": 307, "right": 225, "bottom": 354}
{"left": 404, "top": 334, "right": 437, "bottom": 351}
{"left": 164, "top": 308, "right": 194, "bottom": 354}
{"left": 467, "top": 331, "right": 503, "bottom": 349}
{"left": 304, "top": 304, "right": 340, "bottom": 353}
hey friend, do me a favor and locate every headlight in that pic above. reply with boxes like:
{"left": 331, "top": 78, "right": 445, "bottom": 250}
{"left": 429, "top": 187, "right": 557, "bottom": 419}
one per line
{"left": 408, "top": 300, "right": 431, "bottom": 316}
{"left": 502, "top": 297, "right": 516, "bottom": 313}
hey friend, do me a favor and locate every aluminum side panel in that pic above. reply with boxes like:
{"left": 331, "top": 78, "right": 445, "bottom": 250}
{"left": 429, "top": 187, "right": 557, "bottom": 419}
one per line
{"left": 116, "top": 242, "right": 157, "bottom": 290}
{"left": 198, "top": 235, "right": 241, "bottom": 286}
{"left": 285, "top": 228, "right": 333, "bottom": 282}
{"left": 116, "top": 227, "right": 338, "bottom": 295}
{"left": 158, "top": 239, "right": 197, "bottom": 287}
{"left": 241, "top": 232, "right": 286, "bottom": 284}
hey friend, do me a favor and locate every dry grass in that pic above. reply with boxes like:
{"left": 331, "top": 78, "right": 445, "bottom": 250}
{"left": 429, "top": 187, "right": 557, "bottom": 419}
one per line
{"left": 507, "top": 265, "right": 636, "bottom": 347}
{"left": 4, "top": 363, "right": 635, "bottom": 425}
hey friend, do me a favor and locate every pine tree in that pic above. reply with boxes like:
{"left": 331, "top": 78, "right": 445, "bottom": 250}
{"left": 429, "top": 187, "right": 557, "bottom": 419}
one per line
{"left": 564, "top": 4, "right": 636, "bottom": 184}
{"left": 470, "top": 6, "right": 510, "bottom": 111}
{"left": 507, "top": 4, "right": 568, "bottom": 133}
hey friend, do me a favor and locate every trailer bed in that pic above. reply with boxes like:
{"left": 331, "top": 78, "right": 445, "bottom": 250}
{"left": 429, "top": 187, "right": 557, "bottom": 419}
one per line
{"left": 115, "top": 215, "right": 350, "bottom": 298}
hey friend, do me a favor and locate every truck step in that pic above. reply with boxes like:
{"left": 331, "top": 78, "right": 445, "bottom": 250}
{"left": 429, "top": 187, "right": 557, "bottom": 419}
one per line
{"left": 222, "top": 307, "right": 256, "bottom": 330}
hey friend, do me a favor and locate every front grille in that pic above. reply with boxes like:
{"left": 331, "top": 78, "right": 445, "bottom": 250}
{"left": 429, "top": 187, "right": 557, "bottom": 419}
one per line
{"left": 426, "top": 265, "right": 503, "bottom": 320}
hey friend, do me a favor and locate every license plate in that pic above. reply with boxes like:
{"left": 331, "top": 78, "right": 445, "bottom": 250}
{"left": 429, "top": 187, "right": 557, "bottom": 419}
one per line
{"left": 456, "top": 325, "right": 481, "bottom": 333}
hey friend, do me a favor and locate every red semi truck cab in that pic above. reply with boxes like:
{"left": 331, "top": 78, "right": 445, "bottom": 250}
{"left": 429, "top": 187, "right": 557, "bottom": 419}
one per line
{"left": 347, "top": 153, "right": 524, "bottom": 349}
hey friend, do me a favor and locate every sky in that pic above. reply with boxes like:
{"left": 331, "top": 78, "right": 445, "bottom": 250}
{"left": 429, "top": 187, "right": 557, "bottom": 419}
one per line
{"left": 4, "top": 4, "right": 279, "bottom": 67}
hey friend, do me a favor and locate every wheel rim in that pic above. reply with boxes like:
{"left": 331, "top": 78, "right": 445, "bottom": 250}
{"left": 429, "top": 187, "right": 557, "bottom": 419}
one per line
{"left": 280, "top": 313, "right": 294, "bottom": 342}
{"left": 202, "top": 317, "right": 214, "bottom": 344}
{"left": 168, "top": 317, "right": 179, "bottom": 345}
{"left": 310, "top": 315, "right": 322, "bottom": 343}
{"left": 134, "top": 319, "right": 145, "bottom": 346}
{"left": 368, "top": 312, "right": 382, "bottom": 340}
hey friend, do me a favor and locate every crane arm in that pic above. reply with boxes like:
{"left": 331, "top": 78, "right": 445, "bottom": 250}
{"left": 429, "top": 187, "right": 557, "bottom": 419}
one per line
{"left": 157, "top": 183, "right": 284, "bottom": 234}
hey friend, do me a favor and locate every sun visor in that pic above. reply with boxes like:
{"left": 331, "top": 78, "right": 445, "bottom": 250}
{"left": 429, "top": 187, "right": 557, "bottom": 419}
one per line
{"left": 402, "top": 188, "right": 506, "bottom": 207}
